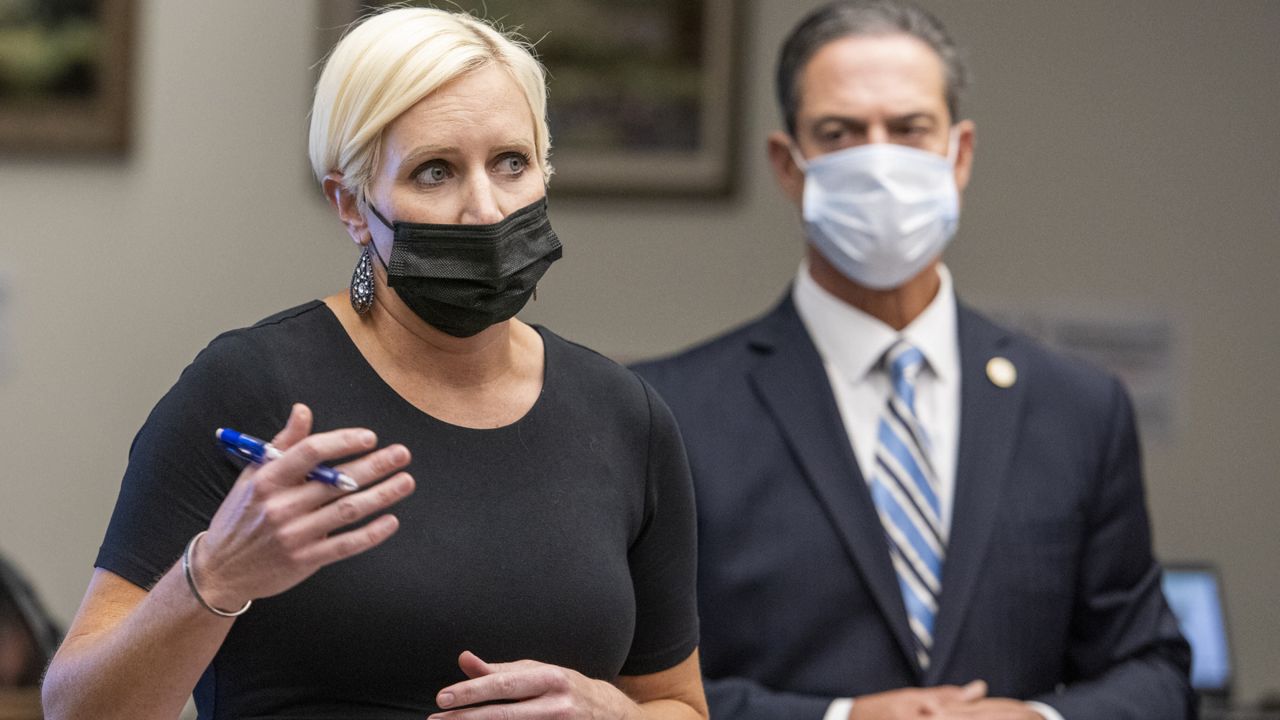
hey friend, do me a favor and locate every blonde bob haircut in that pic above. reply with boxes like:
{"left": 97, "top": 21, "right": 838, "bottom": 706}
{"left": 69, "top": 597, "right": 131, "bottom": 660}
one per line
{"left": 308, "top": 7, "right": 552, "bottom": 200}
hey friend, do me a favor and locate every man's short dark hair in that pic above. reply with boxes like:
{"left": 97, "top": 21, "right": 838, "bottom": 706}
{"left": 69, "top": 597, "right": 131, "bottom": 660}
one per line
{"left": 777, "top": 0, "right": 969, "bottom": 137}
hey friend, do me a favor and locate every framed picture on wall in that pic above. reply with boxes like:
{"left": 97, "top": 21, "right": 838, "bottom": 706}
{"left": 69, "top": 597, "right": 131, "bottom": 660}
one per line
{"left": 0, "top": 0, "right": 134, "bottom": 154}
{"left": 317, "top": 0, "right": 740, "bottom": 197}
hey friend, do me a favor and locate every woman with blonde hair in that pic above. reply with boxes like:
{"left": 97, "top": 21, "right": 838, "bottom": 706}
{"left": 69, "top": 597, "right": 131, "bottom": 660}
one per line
{"left": 42, "top": 8, "right": 706, "bottom": 719}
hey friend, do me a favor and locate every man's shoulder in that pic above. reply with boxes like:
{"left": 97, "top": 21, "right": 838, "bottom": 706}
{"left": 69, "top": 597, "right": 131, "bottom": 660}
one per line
{"left": 959, "top": 304, "right": 1126, "bottom": 408}
{"left": 632, "top": 295, "right": 796, "bottom": 376}
{"left": 632, "top": 322, "right": 753, "bottom": 372}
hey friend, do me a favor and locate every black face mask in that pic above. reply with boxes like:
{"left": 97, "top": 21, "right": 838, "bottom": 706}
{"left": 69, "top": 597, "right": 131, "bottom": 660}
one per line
{"left": 367, "top": 197, "right": 562, "bottom": 338}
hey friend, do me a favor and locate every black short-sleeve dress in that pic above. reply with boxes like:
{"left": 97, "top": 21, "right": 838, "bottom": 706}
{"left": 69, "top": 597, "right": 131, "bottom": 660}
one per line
{"left": 96, "top": 301, "right": 699, "bottom": 719}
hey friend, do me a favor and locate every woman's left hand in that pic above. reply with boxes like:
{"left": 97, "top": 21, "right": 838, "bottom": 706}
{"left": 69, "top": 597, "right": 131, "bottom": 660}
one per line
{"left": 430, "top": 651, "right": 640, "bottom": 720}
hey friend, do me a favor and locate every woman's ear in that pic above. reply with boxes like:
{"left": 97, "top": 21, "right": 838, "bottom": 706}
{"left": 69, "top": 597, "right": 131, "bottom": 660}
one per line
{"left": 322, "top": 173, "right": 370, "bottom": 246}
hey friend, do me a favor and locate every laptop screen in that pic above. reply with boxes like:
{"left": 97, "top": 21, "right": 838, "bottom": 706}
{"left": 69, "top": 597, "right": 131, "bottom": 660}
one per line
{"left": 1162, "top": 565, "right": 1232, "bottom": 695}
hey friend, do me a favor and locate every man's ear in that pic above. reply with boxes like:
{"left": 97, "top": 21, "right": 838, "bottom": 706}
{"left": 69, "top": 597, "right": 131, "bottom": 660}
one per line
{"left": 767, "top": 130, "right": 805, "bottom": 208}
{"left": 322, "top": 173, "right": 370, "bottom": 247}
{"left": 952, "top": 120, "right": 976, "bottom": 193}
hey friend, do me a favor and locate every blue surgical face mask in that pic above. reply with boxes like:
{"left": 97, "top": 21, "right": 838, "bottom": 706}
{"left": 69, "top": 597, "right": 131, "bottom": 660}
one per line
{"left": 792, "top": 130, "right": 960, "bottom": 290}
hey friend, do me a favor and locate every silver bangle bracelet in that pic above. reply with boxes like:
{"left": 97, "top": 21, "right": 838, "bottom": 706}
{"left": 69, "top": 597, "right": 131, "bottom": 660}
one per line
{"left": 182, "top": 530, "right": 252, "bottom": 618}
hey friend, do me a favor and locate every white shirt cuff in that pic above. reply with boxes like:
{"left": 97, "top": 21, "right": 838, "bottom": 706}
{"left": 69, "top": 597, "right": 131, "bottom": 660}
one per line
{"left": 1026, "top": 700, "right": 1066, "bottom": 720}
{"left": 826, "top": 695, "right": 1059, "bottom": 719}
{"left": 824, "top": 697, "right": 854, "bottom": 720}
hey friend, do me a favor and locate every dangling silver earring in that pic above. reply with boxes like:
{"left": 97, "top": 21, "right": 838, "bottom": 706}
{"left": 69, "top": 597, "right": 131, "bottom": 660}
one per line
{"left": 350, "top": 244, "right": 374, "bottom": 316}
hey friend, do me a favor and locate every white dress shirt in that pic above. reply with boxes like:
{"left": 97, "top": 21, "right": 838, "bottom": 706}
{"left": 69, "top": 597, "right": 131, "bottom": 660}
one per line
{"left": 792, "top": 262, "right": 1064, "bottom": 720}
{"left": 793, "top": 261, "right": 961, "bottom": 536}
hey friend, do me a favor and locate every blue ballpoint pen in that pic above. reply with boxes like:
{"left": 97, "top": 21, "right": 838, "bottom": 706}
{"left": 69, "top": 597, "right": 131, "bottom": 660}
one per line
{"left": 215, "top": 428, "right": 359, "bottom": 491}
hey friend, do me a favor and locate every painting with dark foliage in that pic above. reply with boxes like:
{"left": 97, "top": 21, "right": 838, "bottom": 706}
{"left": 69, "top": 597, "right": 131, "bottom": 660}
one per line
{"left": 0, "top": 0, "right": 132, "bottom": 154}
{"left": 319, "top": 0, "right": 738, "bottom": 196}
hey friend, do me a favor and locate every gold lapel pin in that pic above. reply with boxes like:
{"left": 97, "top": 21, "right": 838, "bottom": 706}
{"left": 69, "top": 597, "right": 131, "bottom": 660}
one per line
{"left": 986, "top": 356, "right": 1017, "bottom": 388}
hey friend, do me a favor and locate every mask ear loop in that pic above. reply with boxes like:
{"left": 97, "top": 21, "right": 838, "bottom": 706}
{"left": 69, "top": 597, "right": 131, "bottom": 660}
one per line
{"left": 946, "top": 125, "right": 962, "bottom": 166}
{"left": 788, "top": 141, "right": 810, "bottom": 173}
{"left": 361, "top": 200, "right": 393, "bottom": 269}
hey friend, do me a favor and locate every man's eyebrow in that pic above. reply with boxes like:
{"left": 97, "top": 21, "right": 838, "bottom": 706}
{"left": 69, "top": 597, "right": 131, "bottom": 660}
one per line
{"left": 809, "top": 115, "right": 870, "bottom": 129}
{"left": 886, "top": 112, "right": 939, "bottom": 125}
{"left": 809, "top": 112, "right": 939, "bottom": 127}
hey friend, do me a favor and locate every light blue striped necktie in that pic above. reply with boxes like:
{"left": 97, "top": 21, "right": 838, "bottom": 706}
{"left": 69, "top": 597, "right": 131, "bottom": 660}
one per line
{"left": 870, "top": 339, "right": 946, "bottom": 670}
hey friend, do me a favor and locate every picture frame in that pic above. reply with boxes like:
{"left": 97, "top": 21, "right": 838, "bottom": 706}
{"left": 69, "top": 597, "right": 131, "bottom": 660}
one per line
{"left": 0, "top": 0, "right": 134, "bottom": 155}
{"left": 316, "top": 0, "right": 740, "bottom": 197}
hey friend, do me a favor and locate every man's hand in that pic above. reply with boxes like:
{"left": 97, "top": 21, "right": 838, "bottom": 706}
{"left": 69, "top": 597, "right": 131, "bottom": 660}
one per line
{"left": 849, "top": 681, "right": 987, "bottom": 719}
{"left": 927, "top": 697, "right": 1043, "bottom": 719}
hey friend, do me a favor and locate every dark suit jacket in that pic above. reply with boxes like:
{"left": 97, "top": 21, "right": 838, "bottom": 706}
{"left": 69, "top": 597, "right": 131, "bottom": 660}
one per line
{"left": 632, "top": 294, "right": 1193, "bottom": 720}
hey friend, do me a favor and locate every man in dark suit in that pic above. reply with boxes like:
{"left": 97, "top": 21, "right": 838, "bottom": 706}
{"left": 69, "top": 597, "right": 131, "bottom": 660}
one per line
{"left": 632, "top": 2, "right": 1192, "bottom": 719}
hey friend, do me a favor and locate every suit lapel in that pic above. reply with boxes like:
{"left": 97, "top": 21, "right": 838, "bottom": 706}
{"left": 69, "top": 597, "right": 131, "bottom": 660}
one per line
{"left": 746, "top": 297, "right": 923, "bottom": 674}
{"left": 925, "top": 304, "right": 1027, "bottom": 683}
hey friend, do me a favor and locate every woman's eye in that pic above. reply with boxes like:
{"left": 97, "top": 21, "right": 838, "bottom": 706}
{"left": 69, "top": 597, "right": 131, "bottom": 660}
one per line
{"left": 415, "top": 162, "right": 451, "bottom": 185}
{"left": 496, "top": 153, "right": 528, "bottom": 176}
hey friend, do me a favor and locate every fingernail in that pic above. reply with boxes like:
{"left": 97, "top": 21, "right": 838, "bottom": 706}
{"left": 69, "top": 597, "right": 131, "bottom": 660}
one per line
{"left": 360, "top": 430, "right": 376, "bottom": 445}
{"left": 438, "top": 692, "right": 454, "bottom": 708}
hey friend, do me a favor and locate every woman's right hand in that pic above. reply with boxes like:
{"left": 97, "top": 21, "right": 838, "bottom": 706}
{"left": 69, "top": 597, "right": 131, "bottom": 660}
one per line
{"left": 41, "top": 403, "right": 415, "bottom": 720}
{"left": 186, "top": 402, "right": 415, "bottom": 613}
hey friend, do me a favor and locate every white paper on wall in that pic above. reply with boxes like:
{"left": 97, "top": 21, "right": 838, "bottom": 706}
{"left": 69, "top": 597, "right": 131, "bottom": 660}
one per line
{"left": 987, "top": 305, "right": 1181, "bottom": 442}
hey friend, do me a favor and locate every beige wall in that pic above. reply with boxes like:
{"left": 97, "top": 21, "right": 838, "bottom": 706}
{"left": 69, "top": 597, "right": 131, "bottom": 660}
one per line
{"left": 1, "top": 0, "right": 1277, "bottom": 703}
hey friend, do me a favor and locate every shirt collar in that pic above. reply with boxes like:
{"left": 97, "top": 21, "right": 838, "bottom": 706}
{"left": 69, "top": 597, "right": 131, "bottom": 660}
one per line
{"left": 793, "top": 261, "right": 959, "bottom": 384}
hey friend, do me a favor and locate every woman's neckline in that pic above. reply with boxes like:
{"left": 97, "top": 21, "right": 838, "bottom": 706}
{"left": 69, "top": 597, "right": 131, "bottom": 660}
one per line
{"left": 314, "top": 298, "right": 550, "bottom": 432}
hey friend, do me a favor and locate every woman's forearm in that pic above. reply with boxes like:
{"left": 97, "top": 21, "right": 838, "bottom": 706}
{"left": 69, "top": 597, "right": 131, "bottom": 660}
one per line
{"left": 636, "top": 697, "right": 710, "bottom": 720}
{"left": 45, "top": 411, "right": 412, "bottom": 720}
{"left": 42, "top": 566, "right": 236, "bottom": 720}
